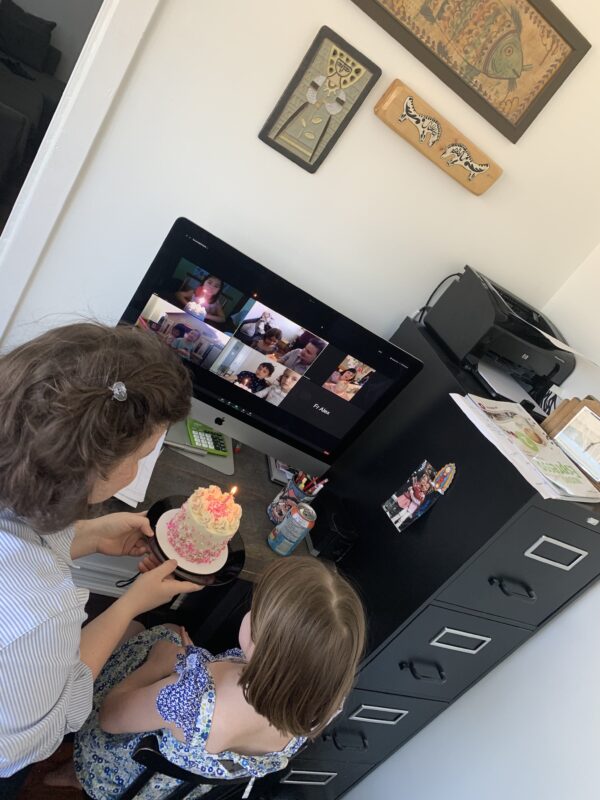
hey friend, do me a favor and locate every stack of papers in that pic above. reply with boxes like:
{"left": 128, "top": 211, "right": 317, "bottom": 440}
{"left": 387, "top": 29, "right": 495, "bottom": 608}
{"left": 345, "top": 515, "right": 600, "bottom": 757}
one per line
{"left": 114, "top": 432, "right": 165, "bottom": 507}
{"left": 451, "top": 394, "right": 600, "bottom": 502}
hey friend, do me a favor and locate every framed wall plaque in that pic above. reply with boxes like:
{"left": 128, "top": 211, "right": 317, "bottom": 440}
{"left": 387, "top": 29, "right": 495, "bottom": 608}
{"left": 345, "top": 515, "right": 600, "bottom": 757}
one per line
{"left": 259, "top": 26, "right": 381, "bottom": 172}
{"left": 350, "top": 0, "right": 590, "bottom": 142}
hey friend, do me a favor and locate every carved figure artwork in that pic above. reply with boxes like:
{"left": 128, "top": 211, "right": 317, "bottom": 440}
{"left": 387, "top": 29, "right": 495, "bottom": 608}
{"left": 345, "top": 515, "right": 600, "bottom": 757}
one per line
{"left": 399, "top": 96, "right": 442, "bottom": 146}
{"left": 374, "top": 79, "right": 502, "bottom": 195}
{"left": 259, "top": 27, "right": 381, "bottom": 173}
{"left": 275, "top": 47, "right": 365, "bottom": 162}
{"left": 440, "top": 143, "right": 490, "bottom": 181}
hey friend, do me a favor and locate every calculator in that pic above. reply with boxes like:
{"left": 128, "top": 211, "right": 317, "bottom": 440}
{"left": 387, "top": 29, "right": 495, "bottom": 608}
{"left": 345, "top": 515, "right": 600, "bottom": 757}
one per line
{"left": 186, "top": 419, "right": 229, "bottom": 457}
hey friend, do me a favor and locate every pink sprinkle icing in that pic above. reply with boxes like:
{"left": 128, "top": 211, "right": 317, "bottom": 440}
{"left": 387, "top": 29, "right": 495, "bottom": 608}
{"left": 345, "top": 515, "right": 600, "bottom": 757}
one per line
{"left": 165, "top": 509, "right": 227, "bottom": 565}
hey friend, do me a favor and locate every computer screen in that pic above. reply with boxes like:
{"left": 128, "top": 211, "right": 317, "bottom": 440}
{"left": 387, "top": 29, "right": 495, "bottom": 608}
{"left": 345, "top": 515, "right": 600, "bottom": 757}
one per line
{"left": 121, "top": 218, "right": 422, "bottom": 471}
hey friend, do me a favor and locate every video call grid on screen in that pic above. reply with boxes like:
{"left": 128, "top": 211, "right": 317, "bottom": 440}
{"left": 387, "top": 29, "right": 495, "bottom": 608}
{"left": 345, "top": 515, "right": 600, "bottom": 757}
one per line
{"left": 123, "top": 220, "right": 422, "bottom": 462}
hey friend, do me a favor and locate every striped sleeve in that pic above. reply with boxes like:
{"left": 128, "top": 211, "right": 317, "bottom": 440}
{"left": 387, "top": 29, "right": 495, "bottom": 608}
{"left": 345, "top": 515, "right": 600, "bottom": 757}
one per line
{"left": 43, "top": 526, "right": 76, "bottom": 566}
{"left": 0, "top": 608, "right": 93, "bottom": 777}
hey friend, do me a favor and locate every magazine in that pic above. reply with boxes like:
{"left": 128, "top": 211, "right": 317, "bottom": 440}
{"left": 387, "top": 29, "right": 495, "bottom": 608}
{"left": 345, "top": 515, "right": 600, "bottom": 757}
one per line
{"left": 450, "top": 394, "right": 600, "bottom": 502}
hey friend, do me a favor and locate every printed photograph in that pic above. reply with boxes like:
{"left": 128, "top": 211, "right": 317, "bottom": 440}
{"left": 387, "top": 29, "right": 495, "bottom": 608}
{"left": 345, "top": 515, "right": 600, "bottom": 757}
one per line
{"left": 382, "top": 461, "right": 438, "bottom": 533}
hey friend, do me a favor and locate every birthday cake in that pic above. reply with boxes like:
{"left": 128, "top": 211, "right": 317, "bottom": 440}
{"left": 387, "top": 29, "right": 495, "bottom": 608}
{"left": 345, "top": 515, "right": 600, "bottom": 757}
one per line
{"left": 184, "top": 300, "right": 206, "bottom": 319}
{"left": 166, "top": 485, "right": 242, "bottom": 565}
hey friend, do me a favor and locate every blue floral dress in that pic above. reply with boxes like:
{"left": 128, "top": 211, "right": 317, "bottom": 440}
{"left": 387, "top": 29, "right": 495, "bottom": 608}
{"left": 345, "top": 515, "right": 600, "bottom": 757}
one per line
{"left": 73, "top": 626, "right": 305, "bottom": 799}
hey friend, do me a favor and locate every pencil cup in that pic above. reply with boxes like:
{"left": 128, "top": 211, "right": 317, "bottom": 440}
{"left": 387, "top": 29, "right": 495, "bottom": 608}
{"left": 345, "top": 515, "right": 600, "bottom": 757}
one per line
{"left": 267, "top": 477, "right": 314, "bottom": 524}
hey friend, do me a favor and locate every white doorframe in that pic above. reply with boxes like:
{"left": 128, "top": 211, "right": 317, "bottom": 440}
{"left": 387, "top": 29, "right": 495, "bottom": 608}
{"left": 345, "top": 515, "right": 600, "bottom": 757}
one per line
{"left": 0, "top": 0, "right": 162, "bottom": 343}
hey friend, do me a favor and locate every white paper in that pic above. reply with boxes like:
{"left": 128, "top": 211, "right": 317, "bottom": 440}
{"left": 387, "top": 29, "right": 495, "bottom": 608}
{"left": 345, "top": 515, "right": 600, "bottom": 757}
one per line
{"left": 450, "top": 394, "right": 600, "bottom": 502}
{"left": 476, "top": 357, "right": 544, "bottom": 414}
{"left": 114, "top": 432, "right": 165, "bottom": 507}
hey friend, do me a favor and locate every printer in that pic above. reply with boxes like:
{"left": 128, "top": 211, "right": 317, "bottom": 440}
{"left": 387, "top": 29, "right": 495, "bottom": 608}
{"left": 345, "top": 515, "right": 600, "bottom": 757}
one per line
{"left": 423, "top": 266, "right": 576, "bottom": 403}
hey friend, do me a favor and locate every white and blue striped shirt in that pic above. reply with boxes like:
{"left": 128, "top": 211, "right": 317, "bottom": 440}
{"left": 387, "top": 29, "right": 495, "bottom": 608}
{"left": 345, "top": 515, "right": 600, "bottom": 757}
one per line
{"left": 0, "top": 510, "right": 93, "bottom": 777}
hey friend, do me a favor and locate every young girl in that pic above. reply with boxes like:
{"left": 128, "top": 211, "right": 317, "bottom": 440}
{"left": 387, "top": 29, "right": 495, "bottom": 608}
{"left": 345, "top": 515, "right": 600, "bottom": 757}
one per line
{"left": 323, "top": 368, "right": 358, "bottom": 401}
{"left": 0, "top": 323, "right": 201, "bottom": 795}
{"left": 251, "top": 327, "right": 282, "bottom": 355}
{"left": 255, "top": 368, "right": 300, "bottom": 406}
{"left": 170, "top": 328, "right": 201, "bottom": 359}
{"left": 180, "top": 275, "right": 226, "bottom": 325}
{"left": 391, "top": 472, "right": 432, "bottom": 529}
{"left": 54, "top": 557, "right": 366, "bottom": 799}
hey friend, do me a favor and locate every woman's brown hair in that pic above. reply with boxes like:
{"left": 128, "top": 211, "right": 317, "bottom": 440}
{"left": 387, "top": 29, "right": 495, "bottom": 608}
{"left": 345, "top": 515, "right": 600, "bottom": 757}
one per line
{"left": 0, "top": 322, "right": 191, "bottom": 532}
{"left": 241, "top": 557, "right": 366, "bottom": 738}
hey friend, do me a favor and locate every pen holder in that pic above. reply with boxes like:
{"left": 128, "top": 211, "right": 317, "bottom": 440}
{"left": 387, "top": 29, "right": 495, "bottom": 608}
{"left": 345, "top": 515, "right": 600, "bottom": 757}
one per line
{"left": 267, "top": 477, "right": 314, "bottom": 524}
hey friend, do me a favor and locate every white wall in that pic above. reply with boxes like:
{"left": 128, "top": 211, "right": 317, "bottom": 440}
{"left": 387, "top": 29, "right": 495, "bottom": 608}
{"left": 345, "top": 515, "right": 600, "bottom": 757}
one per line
{"left": 544, "top": 242, "right": 600, "bottom": 360}
{"left": 543, "top": 245, "right": 600, "bottom": 399}
{"left": 2, "top": 0, "right": 600, "bottom": 348}
{"left": 17, "top": 0, "right": 103, "bottom": 81}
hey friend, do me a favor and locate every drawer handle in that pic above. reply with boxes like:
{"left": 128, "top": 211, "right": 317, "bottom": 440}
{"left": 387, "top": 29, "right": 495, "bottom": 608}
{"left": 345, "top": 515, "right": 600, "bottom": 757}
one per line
{"left": 489, "top": 575, "right": 536, "bottom": 602}
{"left": 323, "top": 730, "right": 369, "bottom": 751}
{"left": 399, "top": 659, "right": 446, "bottom": 683}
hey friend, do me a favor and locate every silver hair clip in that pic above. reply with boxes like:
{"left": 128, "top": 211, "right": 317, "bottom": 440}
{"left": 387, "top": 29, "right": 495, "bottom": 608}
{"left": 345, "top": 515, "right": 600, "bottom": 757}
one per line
{"left": 109, "top": 381, "right": 128, "bottom": 402}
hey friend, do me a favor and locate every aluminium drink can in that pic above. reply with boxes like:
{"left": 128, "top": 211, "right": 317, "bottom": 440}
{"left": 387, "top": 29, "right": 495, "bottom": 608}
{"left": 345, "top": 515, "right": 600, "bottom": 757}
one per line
{"left": 268, "top": 502, "right": 317, "bottom": 556}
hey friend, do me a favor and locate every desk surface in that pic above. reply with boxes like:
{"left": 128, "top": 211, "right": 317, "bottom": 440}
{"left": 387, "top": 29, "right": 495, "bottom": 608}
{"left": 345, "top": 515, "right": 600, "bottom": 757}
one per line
{"left": 107, "top": 444, "right": 308, "bottom": 583}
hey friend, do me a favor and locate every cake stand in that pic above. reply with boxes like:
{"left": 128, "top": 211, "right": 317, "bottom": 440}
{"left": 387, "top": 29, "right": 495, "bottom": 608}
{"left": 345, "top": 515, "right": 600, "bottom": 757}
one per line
{"left": 147, "top": 495, "right": 245, "bottom": 587}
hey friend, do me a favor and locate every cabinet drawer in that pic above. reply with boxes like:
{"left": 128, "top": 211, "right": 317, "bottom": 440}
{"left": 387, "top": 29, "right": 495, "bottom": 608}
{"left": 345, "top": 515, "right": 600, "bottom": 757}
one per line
{"left": 357, "top": 605, "right": 530, "bottom": 701}
{"left": 306, "top": 687, "right": 446, "bottom": 764}
{"left": 438, "top": 508, "right": 600, "bottom": 626}
{"left": 273, "top": 757, "right": 370, "bottom": 800}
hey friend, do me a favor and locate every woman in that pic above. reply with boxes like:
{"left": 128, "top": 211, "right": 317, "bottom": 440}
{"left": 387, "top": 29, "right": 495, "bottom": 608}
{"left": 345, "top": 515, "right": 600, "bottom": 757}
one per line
{"left": 0, "top": 322, "right": 201, "bottom": 795}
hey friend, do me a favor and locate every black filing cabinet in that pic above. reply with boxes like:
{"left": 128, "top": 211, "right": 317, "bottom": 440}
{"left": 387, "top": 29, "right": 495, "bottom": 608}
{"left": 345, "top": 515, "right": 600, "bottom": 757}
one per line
{"left": 264, "top": 319, "right": 600, "bottom": 800}
{"left": 356, "top": 604, "right": 531, "bottom": 701}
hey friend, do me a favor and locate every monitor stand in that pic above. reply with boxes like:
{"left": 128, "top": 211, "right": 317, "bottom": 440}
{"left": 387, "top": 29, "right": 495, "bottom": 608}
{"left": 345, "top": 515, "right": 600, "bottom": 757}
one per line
{"left": 164, "top": 419, "right": 235, "bottom": 475}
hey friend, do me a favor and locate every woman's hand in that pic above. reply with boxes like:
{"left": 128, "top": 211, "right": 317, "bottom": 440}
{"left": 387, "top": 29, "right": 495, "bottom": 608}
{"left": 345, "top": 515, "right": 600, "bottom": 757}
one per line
{"left": 138, "top": 552, "right": 162, "bottom": 573}
{"left": 121, "top": 560, "right": 202, "bottom": 616}
{"left": 72, "top": 512, "right": 154, "bottom": 560}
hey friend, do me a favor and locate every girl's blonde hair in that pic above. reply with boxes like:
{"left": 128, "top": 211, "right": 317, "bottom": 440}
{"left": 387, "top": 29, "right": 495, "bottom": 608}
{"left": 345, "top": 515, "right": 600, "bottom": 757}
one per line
{"left": 241, "top": 557, "right": 366, "bottom": 738}
{"left": 0, "top": 322, "right": 191, "bottom": 532}
{"left": 279, "top": 368, "right": 296, "bottom": 384}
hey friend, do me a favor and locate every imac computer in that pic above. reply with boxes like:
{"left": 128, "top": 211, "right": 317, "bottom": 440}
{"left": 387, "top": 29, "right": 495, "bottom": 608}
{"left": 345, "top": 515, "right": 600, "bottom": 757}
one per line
{"left": 120, "top": 218, "right": 422, "bottom": 475}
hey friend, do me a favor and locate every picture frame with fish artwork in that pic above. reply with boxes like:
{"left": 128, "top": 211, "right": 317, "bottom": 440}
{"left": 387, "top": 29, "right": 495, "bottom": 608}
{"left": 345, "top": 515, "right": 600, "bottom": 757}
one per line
{"left": 350, "top": 0, "right": 590, "bottom": 142}
{"left": 375, "top": 80, "right": 502, "bottom": 195}
{"left": 259, "top": 26, "right": 381, "bottom": 172}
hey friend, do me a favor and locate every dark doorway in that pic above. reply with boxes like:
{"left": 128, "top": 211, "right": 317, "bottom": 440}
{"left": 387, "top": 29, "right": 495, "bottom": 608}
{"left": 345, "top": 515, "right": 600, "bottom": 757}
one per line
{"left": 0, "top": 0, "right": 104, "bottom": 234}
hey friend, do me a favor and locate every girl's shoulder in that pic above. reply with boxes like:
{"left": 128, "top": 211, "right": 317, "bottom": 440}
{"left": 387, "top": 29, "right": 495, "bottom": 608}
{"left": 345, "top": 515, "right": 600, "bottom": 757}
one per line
{"left": 207, "top": 668, "right": 295, "bottom": 757}
{"left": 156, "top": 646, "right": 245, "bottom": 743}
